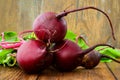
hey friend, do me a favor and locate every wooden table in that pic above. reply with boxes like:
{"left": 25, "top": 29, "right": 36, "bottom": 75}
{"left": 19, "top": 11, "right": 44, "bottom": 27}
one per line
{"left": 0, "top": 0, "right": 120, "bottom": 80}
{"left": 0, "top": 62, "right": 120, "bottom": 80}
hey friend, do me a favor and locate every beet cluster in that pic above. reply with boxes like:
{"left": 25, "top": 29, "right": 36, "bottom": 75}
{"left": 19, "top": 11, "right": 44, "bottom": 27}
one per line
{"left": 16, "top": 6, "right": 120, "bottom": 74}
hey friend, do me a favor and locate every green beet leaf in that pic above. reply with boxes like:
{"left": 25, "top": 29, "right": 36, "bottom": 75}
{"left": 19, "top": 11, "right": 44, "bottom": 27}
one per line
{"left": 23, "top": 32, "right": 36, "bottom": 40}
{"left": 65, "top": 30, "right": 89, "bottom": 50}
{"left": 0, "top": 31, "right": 18, "bottom": 67}
{"left": 0, "top": 49, "right": 14, "bottom": 64}
{"left": 0, "top": 32, "right": 18, "bottom": 42}
{"left": 65, "top": 30, "right": 76, "bottom": 41}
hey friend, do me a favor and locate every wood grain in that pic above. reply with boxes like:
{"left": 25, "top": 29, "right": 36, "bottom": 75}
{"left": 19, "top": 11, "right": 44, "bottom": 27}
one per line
{"left": 107, "top": 61, "right": 120, "bottom": 80}
{"left": 0, "top": 66, "right": 38, "bottom": 80}
{"left": 0, "top": 0, "right": 18, "bottom": 32}
{"left": 37, "top": 63, "right": 115, "bottom": 80}
{"left": 18, "top": 0, "right": 42, "bottom": 32}
{"left": 75, "top": 0, "right": 117, "bottom": 47}
{"left": 0, "top": 63, "right": 116, "bottom": 80}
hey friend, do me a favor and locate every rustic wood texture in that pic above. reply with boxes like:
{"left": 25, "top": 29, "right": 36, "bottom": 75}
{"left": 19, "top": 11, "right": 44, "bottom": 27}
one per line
{"left": 106, "top": 60, "right": 120, "bottom": 80}
{"left": 0, "top": 0, "right": 120, "bottom": 80}
{"left": 0, "top": 66, "right": 38, "bottom": 80}
{"left": 37, "top": 63, "right": 116, "bottom": 80}
{"left": 75, "top": 0, "right": 120, "bottom": 48}
{"left": 0, "top": 63, "right": 116, "bottom": 80}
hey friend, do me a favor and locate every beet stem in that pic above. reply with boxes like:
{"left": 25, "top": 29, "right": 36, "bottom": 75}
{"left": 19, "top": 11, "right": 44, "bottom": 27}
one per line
{"left": 50, "top": 40, "right": 69, "bottom": 53}
{"left": 0, "top": 42, "right": 23, "bottom": 49}
{"left": 56, "top": 6, "right": 116, "bottom": 40}
{"left": 18, "top": 30, "right": 34, "bottom": 41}
{"left": 76, "top": 35, "right": 88, "bottom": 45}
{"left": 101, "top": 54, "right": 120, "bottom": 63}
{"left": 1, "top": 32, "right": 5, "bottom": 42}
{"left": 79, "top": 44, "right": 114, "bottom": 56}
{"left": 0, "top": 32, "right": 23, "bottom": 49}
{"left": 97, "top": 46, "right": 109, "bottom": 51}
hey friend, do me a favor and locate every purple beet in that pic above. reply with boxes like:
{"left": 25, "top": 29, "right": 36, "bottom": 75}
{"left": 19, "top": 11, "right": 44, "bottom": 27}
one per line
{"left": 52, "top": 39, "right": 113, "bottom": 72}
{"left": 16, "top": 40, "right": 53, "bottom": 73}
{"left": 81, "top": 50, "right": 120, "bottom": 69}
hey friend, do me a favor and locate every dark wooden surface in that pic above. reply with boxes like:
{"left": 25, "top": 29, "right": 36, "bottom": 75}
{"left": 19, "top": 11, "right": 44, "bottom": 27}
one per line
{"left": 0, "top": 62, "right": 120, "bottom": 80}
{"left": 0, "top": 0, "right": 120, "bottom": 80}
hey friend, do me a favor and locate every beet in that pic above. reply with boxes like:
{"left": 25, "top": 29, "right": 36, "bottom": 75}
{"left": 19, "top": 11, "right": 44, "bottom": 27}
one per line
{"left": 33, "top": 12, "right": 67, "bottom": 43}
{"left": 81, "top": 50, "right": 120, "bottom": 69}
{"left": 16, "top": 40, "right": 53, "bottom": 73}
{"left": 81, "top": 50, "right": 101, "bottom": 69}
{"left": 33, "top": 6, "right": 115, "bottom": 43}
{"left": 76, "top": 36, "right": 119, "bottom": 69}
{"left": 52, "top": 39, "right": 114, "bottom": 72}
{"left": 52, "top": 39, "right": 82, "bottom": 71}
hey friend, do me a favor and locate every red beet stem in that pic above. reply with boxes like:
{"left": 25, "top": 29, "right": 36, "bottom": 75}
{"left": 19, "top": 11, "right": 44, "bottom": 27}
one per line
{"left": 0, "top": 32, "right": 5, "bottom": 42}
{"left": 79, "top": 44, "right": 114, "bottom": 56}
{"left": 0, "top": 42, "right": 23, "bottom": 49}
{"left": 18, "top": 30, "right": 34, "bottom": 41}
{"left": 49, "top": 40, "right": 69, "bottom": 53}
{"left": 76, "top": 35, "right": 89, "bottom": 45}
{"left": 56, "top": 6, "right": 116, "bottom": 40}
{"left": 0, "top": 32, "right": 24, "bottom": 49}
{"left": 101, "top": 54, "right": 120, "bottom": 63}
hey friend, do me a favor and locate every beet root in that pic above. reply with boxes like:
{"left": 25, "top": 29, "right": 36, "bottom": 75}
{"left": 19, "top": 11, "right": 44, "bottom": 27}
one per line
{"left": 33, "top": 12, "right": 67, "bottom": 43}
{"left": 52, "top": 39, "right": 83, "bottom": 72}
{"left": 81, "top": 50, "right": 120, "bottom": 69}
{"left": 52, "top": 39, "right": 114, "bottom": 72}
{"left": 16, "top": 40, "right": 53, "bottom": 73}
{"left": 81, "top": 50, "right": 101, "bottom": 69}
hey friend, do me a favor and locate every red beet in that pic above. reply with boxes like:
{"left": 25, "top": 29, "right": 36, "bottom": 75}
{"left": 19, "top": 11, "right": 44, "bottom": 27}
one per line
{"left": 81, "top": 50, "right": 120, "bottom": 69}
{"left": 76, "top": 36, "right": 119, "bottom": 69}
{"left": 16, "top": 40, "right": 53, "bottom": 73}
{"left": 33, "top": 12, "right": 67, "bottom": 43}
{"left": 52, "top": 39, "right": 82, "bottom": 71}
{"left": 33, "top": 6, "right": 115, "bottom": 43}
{"left": 81, "top": 50, "right": 101, "bottom": 69}
{"left": 52, "top": 39, "right": 113, "bottom": 71}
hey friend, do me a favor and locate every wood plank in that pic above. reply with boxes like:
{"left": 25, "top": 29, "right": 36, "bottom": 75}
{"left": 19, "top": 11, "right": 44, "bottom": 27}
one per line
{"left": 0, "top": 0, "right": 43, "bottom": 33}
{"left": 106, "top": 61, "right": 120, "bottom": 80}
{"left": 37, "top": 63, "right": 115, "bottom": 80}
{"left": 0, "top": 66, "right": 38, "bottom": 80}
{"left": 0, "top": 63, "right": 116, "bottom": 80}
{"left": 75, "top": 0, "right": 119, "bottom": 47}
{"left": 0, "top": 0, "right": 18, "bottom": 32}
{"left": 108, "top": 0, "right": 120, "bottom": 48}
{"left": 17, "top": 0, "right": 43, "bottom": 32}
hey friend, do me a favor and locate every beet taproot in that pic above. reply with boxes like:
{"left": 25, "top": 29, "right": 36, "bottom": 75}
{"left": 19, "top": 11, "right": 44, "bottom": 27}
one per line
{"left": 52, "top": 39, "right": 114, "bottom": 71}
{"left": 81, "top": 50, "right": 120, "bottom": 69}
{"left": 16, "top": 40, "right": 53, "bottom": 73}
